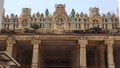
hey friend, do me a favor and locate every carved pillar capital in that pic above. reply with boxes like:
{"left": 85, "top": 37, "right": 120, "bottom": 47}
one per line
{"left": 31, "top": 36, "right": 41, "bottom": 45}
{"left": 78, "top": 36, "right": 88, "bottom": 47}
{"left": 105, "top": 36, "right": 114, "bottom": 46}
{"left": 6, "top": 36, "right": 16, "bottom": 45}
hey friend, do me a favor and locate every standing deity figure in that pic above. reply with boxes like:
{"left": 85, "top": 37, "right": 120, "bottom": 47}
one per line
{"left": 45, "top": 9, "right": 49, "bottom": 17}
{"left": 71, "top": 9, "right": 75, "bottom": 18}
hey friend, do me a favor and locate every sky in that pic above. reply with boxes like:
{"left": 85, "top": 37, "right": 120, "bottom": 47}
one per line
{"left": 4, "top": 0, "right": 118, "bottom": 15}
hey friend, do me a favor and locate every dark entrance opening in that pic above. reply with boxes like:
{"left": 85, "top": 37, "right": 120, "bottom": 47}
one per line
{"left": 40, "top": 41, "right": 77, "bottom": 68}
{"left": 15, "top": 41, "right": 33, "bottom": 68}
{"left": 114, "top": 44, "right": 120, "bottom": 68}
{"left": 86, "top": 41, "right": 107, "bottom": 68}
{"left": 0, "top": 41, "right": 7, "bottom": 51}
{"left": 87, "top": 46, "right": 100, "bottom": 68}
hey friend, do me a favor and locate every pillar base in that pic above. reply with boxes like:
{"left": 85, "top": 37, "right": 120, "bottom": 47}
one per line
{"left": 5, "top": 66, "right": 11, "bottom": 68}
{"left": 80, "top": 66, "right": 87, "bottom": 68}
{"left": 108, "top": 64, "right": 115, "bottom": 68}
{"left": 31, "top": 64, "right": 38, "bottom": 68}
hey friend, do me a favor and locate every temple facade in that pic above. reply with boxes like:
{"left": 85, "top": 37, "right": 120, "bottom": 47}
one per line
{"left": 0, "top": 4, "right": 120, "bottom": 68}
{"left": 1, "top": 4, "right": 119, "bottom": 34}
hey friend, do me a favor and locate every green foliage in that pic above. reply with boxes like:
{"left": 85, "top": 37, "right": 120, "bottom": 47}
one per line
{"left": 31, "top": 23, "right": 41, "bottom": 29}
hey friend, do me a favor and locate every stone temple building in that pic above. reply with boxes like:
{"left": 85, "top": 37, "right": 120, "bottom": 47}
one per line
{"left": 1, "top": 4, "right": 119, "bottom": 32}
{"left": 0, "top": 3, "right": 120, "bottom": 68}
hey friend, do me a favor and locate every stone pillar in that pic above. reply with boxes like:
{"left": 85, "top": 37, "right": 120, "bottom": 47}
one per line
{"left": 77, "top": 23, "right": 79, "bottom": 29}
{"left": 54, "top": 23, "right": 57, "bottom": 29}
{"left": 104, "top": 24, "right": 106, "bottom": 29}
{"left": 6, "top": 36, "right": 16, "bottom": 56}
{"left": 105, "top": 36, "right": 115, "bottom": 68}
{"left": 31, "top": 37, "right": 41, "bottom": 68}
{"left": 78, "top": 37, "right": 88, "bottom": 68}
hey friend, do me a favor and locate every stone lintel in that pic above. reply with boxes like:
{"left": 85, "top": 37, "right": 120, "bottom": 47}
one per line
{"left": 0, "top": 35, "right": 119, "bottom": 42}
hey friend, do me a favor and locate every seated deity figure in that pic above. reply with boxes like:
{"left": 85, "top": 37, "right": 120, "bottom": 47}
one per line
{"left": 22, "top": 19, "right": 27, "bottom": 26}
{"left": 58, "top": 18, "right": 64, "bottom": 29}
{"left": 92, "top": 19, "right": 99, "bottom": 28}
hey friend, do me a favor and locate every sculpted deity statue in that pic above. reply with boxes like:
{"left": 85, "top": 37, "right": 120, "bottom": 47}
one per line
{"left": 45, "top": 9, "right": 49, "bottom": 17}
{"left": 71, "top": 9, "right": 75, "bottom": 18}
{"left": 22, "top": 19, "right": 27, "bottom": 26}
